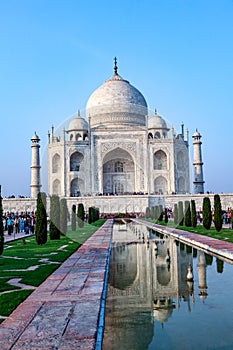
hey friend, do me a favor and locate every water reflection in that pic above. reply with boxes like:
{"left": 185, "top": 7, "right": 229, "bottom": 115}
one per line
{"left": 103, "top": 221, "right": 233, "bottom": 350}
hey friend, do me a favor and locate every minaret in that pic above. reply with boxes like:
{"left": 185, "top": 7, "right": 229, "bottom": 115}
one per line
{"left": 192, "top": 129, "right": 204, "bottom": 194}
{"left": 30, "top": 132, "right": 41, "bottom": 198}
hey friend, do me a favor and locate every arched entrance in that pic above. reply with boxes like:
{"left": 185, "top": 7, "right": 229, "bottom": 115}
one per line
{"left": 103, "top": 148, "right": 135, "bottom": 194}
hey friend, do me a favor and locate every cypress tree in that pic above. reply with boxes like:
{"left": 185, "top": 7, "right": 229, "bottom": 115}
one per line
{"left": 158, "top": 205, "right": 163, "bottom": 221}
{"left": 77, "top": 203, "right": 85, "bottom": 228}
{"left": 0, "top": 185, "right": 4, "bottom": 255}
{"left": 178, "top": 201, "right": 184, "bottom": 226}
{"left": 174, "top": 204, "right": 178, "bottom": 225}
{"left": 191, "top": 199, "right": 197, "bottom": 228}
{"left": 71, "top": 204, "right": 76, "bottom": 231}
{"left": 155, "top": 206, "right": 159, "bottom": 221}
{"left": 202, "top": 197, "right": 212, "bottom": 230}
{"left": 35, "top": 192, "right": 47, "bottom": 245}
{"left": 164, "top": 208, "right": 168, "bottom": 223}
{"left": 150, "top": 206, "right": 155, "bottom": 220}
{"left": 93, "top": 207, "right": 99, "bottom": 222}
{"left": 214, "top": 194, "right": 223, "bottom": 232}
{"left": 184, "top": 201, "right": 192, "bottom": 227}
{"left": 88, "top": 207, "right": 94, "bottom": 224}
{"left": 49, "top": 194, "right": 61, "bottom": 239}
{"left": 60, "top": 198, "right": 68, "bottom": 235}
{"left": 145, "top": 207, "right": 150, "bottom": 219}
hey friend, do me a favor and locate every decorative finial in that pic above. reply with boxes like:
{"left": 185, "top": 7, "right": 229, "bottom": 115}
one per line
{"left": 78, "top": 109, "right": 80, "bottom": 117}
{"left": 114, "top": 57, "right": 118, "bottom": 75}
{"left": 154, "top": 108, "right": 157, "bottom": 115}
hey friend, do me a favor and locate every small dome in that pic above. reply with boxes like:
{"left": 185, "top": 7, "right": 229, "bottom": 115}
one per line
{"left": 68, "top": 115, "right": 88, "bottom": 131}
{"left": 148, "top": 111, "right": 168, "bottom": 130}
{"left": 86, "top": 60, "right": 148, "bottom": 128}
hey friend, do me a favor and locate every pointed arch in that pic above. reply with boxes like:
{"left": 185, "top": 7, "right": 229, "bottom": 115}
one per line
{"left": 53, "top": 179, "right": 61, "bottom": 195}
{"left": 178, "top": 176, "right": 185, "bottom": 193}
{"left": 103, "top": 147, "right": 135, "bottom": 194}
{"left": 70, "top": 151, "right": 84, "bottom": 171}
{"left": 154, "top": 176, "right": 167, "bottom": 194}
{"left": 70, "top": 177, "right": 84, "bottom": 197}
{"left": 177, "top": 151, "right": 185, "bottom": 170}
{"left": 52, "top": 153, "right": 60, "bottom": 173}
{"left": 154, "top": 150, "right": 167, "bottom": 170}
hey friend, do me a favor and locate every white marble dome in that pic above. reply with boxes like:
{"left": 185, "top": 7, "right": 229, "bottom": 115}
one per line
{"left": 86, "top": 66, "right": 148, "bottom": 128}
{"left": 148, "top": 112, "right": 168, "bottom": 130}
{"left": 68, "top": 115, "right": 88, "bottom": 131}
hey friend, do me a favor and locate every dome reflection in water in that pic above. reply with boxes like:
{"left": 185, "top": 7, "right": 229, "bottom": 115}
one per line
{"left": 102, "top": 221, "right": 233, "bottom": 350}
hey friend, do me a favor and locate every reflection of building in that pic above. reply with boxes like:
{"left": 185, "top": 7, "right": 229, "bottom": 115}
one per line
{"left": 46, "top": 59, "right": 199, "bottom": 199}
{"left": 103, "top": 222, "right": 209, "bottom": 349}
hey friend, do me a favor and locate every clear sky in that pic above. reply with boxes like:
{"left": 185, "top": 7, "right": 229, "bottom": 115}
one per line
{"left": 0, "top": 0, "right": 232, "bottom": 197}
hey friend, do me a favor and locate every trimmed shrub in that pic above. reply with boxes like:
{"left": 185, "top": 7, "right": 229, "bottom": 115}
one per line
{"left": 202, "top": 197, "right": 212, "bottom": 230}
{"left": 145, "top": 207, "right": 150, "bottom": 219}
{"left": 214, "top": 194, "right": 223, "bottom": 232}
{"left": 174, "top": 204, "right": 178, "bottom": 225}
{"left": 88, "top": 207, "right": 99, "bottom": 224}
{"left": 71, "top": 204, "right": 76, "bottom": 231}
{"left": 178, "top": 201, "right": 184, "bottom": 226}
{"left": 158, "top": 205, "right": 163, "bottom": 221}
{"left": 35, "top": 192, "right": 47, "bottom": 245}
{"left": 191, "top": 199, "right": 197, "bottom": 228}
{"left": 164, "top": 208, "right": 168, "bottom": 223}
{"left": 77, "top": 203, "right": 85, "bottom": 228}
{"left": 0, "top": 185, "right": 4, "bottom": 255}
{"left": 184, "top": 201, "right": 192, "bottom": 227}
{"left": 150, "top": 206, "right": 155, "bottom": 220}
{"left": 60, "top": 198, "right": 68, "bottom": 235}
{"left": 49, "top": 194, "right": 61, "bottom": 240}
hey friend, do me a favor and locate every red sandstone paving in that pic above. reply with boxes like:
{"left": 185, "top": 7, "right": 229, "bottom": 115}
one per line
{"left": 0, "top": 219, "right": 113, "bottom": 350}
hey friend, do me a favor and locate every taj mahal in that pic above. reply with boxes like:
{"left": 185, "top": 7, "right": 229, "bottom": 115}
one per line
{"left": 40, "top": 58, "right": 204, "bottom": 200}
{"left": 6, "top": 58, "right": 220, "bottom": 214}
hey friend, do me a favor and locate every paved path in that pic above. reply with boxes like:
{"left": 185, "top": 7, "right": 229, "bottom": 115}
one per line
{"left": 4, "top": 231, "right": 34, "bottom": 243}
{"left": 0, "top": 219, "right": 113, "bottom": 350}
{"left": 135, "top": 219, "right": 233, "bottom": 263}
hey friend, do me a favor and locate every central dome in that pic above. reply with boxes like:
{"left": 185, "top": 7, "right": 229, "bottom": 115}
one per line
{"left": 86, "top": 60, "right": 148, "bottom": 128}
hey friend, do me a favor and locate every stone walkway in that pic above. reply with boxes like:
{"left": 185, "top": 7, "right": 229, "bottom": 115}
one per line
{"left": 0, "top": 219, "right": 113, "bottom": 350}
{"left": 135, "top": 219, "right": 233, "bottom": 262}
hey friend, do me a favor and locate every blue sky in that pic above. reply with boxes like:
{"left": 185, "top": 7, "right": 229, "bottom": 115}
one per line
{"left": 0, "top": 0, "right": 232, "bottom": 197}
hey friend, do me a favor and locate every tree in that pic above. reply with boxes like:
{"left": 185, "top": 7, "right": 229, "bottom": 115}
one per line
{"left": 164, "top": 208, "right": 168, "bottom": 223}
{"left": 202, "top": 197, "right": 212, "bottom": 230}
{"left": 174, "top": 204, "right": 178, "bottom": 226}
{"left": 49, "top": 195, "right": 61, "bottom": 239}
{"left": 214, "top": 194, "right": 223, "bottom": 232}
{"left": 71, "top": 204, "right": 76, "bottom": 231}
{"left": 60, "top": 198, "right": 68, "bottom": 235}
{"left": 35, "top": 192, "right": 47, "bottom": 245}
{"left": 88, "top": 207, "right": 93, "bottom": 224}
{"left": 184, "top": 201, "right": 192, "bottom": 227}
{"left": 178, "top": 201, "right": 184, "bottom": 226}
{"left": 0, "top": 185, "right": 4, "bottom": 255}
{"left": 158, "top": 205, "right": 163, "bottom": 221}
{"left": 88, "top": 207, "right": 99, "bottom": 224}
{"left": 77, "top": 203, "right": 85, "bottom": 228}
{"left": 145, "top": 207, "right": 150, "bottom": 219}
{"left": 150, "top": 206, "right": 155, "bottom": 220}
{"left": 191, "top": 199, "right": 197, "bottom": 228}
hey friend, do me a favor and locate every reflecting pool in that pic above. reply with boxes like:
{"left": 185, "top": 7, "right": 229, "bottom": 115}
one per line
{"left": 102, "top": 221, "right": 233, "bottom": 350}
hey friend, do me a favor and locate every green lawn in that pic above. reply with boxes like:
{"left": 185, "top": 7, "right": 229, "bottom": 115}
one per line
{"left": 0, "top": 219, "right": 105, "bottom": 322}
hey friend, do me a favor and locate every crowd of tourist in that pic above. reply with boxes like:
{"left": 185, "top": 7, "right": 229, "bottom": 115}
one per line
{"left": 2, "top": 212, "right": 35, "bottom": 236}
